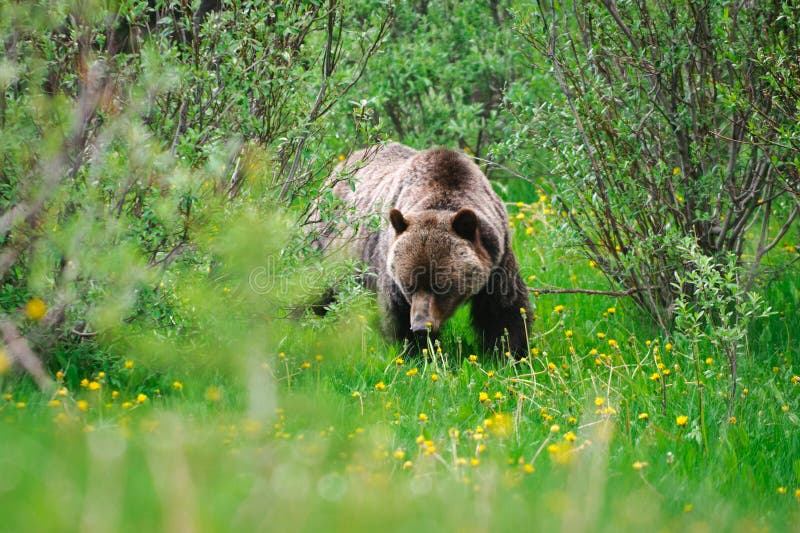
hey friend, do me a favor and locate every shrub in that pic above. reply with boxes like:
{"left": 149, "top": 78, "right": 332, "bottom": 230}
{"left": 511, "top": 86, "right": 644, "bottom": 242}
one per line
{"left": 515, "top": 1, "right": 800, "bottom": 328}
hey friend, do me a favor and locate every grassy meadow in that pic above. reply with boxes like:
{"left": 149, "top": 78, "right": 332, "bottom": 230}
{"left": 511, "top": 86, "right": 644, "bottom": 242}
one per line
{"left": 2, "top": 197, "right": 799, "bottom": 532}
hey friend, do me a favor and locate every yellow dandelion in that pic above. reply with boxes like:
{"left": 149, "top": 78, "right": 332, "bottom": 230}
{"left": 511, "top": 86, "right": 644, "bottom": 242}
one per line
{"left": 406, "top": 367, "right": 419, "bottom": 377}
{"left": 523, "top": 463, "right": 535, "bottom": 473}
{"left": 418, "top": 413, "right": 429, "bottom": 422}
{"left": 478, "top": 392, "right": 489, "bottom": 403}
{"left": 676, "top": 415, "right": 689, "bottom": 427}
{"left": 393, "top": 449, "right": 406, "bottom": 460}
{"left": 431, "top": 374, "right": 439, "bottom": 382}
{"left": 24, "top": 298, "right": 47, "bottom": 321}
{"left": 638, "top": 413, "right": 649, "bottom": 420}
{"left": 124, "top": 360, "right": 134, "bottom": 369}
{"left": 374, "top": 381, "right": 386, "bottom": 391}
{"left": 554, "top": 305, "right": 565, "bottom": 313}
{"left": 632, "top": 461, "right": 649, "bottom": 470}
{"left": 205, "top": 386, "right": 222, "bottom": 402}
{"left": 77, "top": 400, "right": 89, "bottom": 412}
{"left": 172, "top": 381, "right": 183, "bottom": 390}
{"left": 594, "top": 397, "right": 605, "bottom": 406}
{"left": 136, "top": 393, "right": 148, "bottom": 404}
{"left": 88, "top": 381, "right": 101, "bottom": 391}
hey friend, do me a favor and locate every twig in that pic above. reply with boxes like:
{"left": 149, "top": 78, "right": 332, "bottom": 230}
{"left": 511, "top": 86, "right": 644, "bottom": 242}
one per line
{"left": 0, "top": 317, "right": 55, "bottom": 392}
{"left": 528, "top": 285, "right": 657, "bottom": 297}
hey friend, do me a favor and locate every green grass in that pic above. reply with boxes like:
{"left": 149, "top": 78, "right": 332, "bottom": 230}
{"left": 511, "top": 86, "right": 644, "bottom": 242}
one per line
{"left": 1, "top": 200, "right": 799, "bottom": 532}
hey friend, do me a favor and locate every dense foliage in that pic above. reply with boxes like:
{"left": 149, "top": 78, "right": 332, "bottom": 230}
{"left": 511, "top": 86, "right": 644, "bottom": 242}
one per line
{"left": 515, "top": 1, "right": 800, "bottom": 327}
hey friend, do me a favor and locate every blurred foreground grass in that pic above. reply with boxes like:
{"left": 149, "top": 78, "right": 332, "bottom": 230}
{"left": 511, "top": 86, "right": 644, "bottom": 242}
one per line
{"left": 2, "top": 198, "right": 799, "bottom": 532}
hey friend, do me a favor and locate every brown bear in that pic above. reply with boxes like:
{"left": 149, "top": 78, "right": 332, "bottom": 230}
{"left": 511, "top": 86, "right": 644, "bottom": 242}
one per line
{"left": 311, "top": 143, "right": 530, "bottom": 355}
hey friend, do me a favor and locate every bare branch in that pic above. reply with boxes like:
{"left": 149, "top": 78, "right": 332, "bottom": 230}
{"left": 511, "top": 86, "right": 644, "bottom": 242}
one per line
{"left": 0, "top": 317, "right": 55, "bottom": 392}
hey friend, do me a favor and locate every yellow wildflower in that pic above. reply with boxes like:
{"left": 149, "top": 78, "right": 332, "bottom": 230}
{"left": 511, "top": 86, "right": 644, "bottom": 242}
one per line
{"left": 24, "top": 298, "right": 47, "bottom": 321}
{"left": 676, "top": 415, "right": 689, "bottom": 427}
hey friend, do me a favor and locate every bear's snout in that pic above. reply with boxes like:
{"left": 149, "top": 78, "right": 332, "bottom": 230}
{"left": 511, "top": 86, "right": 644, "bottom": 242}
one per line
{"left": 410, "top": 291, "right": 439, "bottom": 335}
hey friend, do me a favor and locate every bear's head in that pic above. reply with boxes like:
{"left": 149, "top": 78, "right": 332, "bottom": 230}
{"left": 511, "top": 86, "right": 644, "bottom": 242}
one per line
{"left": 386, "top": 208, "right": 493, "bottom": 337}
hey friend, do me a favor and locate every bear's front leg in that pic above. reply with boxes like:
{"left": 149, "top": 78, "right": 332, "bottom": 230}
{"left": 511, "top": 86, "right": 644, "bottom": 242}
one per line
{"left": 470, "top": 251, "right": 531, "bottom": 357}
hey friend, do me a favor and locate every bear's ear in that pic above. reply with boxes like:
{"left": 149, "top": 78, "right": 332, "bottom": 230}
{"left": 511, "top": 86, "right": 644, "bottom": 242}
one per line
{"left": 389, "top": 208, "right": 409, "bottom": 234}
{"left": 451, "top": 208, "right": 479, "bottom": 241}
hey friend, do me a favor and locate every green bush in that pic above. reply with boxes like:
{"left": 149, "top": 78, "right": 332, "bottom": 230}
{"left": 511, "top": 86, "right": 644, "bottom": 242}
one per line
{"left": 514, "top": 1, "right": 800, "bottom": 328}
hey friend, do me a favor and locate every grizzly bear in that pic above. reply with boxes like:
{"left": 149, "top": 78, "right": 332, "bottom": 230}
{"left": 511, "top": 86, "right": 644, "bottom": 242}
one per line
{"left": 312, "top": 143, "right": 530, "bottom": 355}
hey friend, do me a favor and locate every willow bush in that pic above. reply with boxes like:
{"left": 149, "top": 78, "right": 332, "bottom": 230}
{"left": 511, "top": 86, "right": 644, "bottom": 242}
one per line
{"left": 515, "top": 1, "right": 800, "bottom": 329}
{"left": 0, "top": 0, "right": 390, "bottom": 380}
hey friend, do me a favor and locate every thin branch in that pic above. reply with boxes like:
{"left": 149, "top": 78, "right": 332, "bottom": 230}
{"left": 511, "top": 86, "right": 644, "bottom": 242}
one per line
{"left": 0, "top": 317, "right": 55, "bottom": 392}
{"left": 528, "top": 285, "right": 657, "bottom": 297}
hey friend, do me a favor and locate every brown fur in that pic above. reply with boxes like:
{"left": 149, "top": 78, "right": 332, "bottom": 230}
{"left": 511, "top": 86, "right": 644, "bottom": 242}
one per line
{"left": 312, "top": 143, "right": 530, "bottom": 355}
